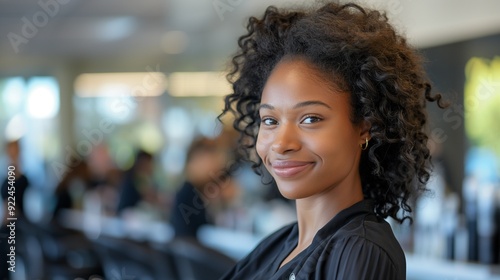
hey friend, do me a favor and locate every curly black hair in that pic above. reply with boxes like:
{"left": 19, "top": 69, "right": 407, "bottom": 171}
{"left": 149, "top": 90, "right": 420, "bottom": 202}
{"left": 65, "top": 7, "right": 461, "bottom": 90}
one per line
{"left": 220, "top": 2, "right": 447, "bottom": 223}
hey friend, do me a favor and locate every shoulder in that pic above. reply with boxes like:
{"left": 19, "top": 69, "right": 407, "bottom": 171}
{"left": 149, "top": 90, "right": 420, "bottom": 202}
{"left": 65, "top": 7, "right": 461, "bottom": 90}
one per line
{"left": 318, "top": 216, "right": 406, "bottom": 279}
{"left": 346, "top": 214, "right": 405, "bottom": 263}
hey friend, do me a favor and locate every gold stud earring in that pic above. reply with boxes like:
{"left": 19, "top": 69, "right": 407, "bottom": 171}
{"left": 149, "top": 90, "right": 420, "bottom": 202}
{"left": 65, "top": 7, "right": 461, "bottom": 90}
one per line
{"left": 360, "top": 138, "right": 369, "bottom": 150}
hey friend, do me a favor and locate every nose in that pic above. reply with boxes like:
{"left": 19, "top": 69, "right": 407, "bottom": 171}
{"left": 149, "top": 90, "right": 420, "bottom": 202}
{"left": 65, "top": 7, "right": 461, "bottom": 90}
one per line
{"left": 271, "top": 122, "right": 301, "bottom": 154}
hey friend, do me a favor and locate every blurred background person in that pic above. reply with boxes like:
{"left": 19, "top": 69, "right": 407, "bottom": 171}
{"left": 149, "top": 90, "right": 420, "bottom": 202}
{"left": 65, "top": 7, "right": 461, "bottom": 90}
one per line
{"left": 116, "top": 149, "right": 160, "bottom": 215}
{"left": 51, "top": 160, "right": 93, "bottom": 221}
{"left": 1, "top": 139, "right": 30, "bottom": 280}
{"left": 169, "top": 132, "right": 236, "bottom": 239}
{"left": 211, "top": 174, "right": 243, "bottom": 229}
{"left": 1, "top": 139, "right": 30, "bottom": 220}
{"left": 86, "top": 143, "right": 122, "bottom": 216}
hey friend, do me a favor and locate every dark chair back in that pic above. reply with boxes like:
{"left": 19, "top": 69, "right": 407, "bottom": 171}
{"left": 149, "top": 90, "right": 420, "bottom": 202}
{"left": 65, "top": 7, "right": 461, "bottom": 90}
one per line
{"left": 93, "top": 236, "right": 178, "bottom": 280}
{"left": 16, "top": 221, "right": 103, "bottom": 279}
{"left": 165, "top": 238, "right": 236, "bottom": 280}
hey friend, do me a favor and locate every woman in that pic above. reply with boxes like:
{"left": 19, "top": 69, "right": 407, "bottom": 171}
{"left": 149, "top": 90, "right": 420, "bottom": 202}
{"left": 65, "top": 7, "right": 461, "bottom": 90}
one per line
{"left": 170, "top": 136, "right": 232, "bottom": 238}
{"left": 219, "top": 2, "right": 446, "bottom": 280}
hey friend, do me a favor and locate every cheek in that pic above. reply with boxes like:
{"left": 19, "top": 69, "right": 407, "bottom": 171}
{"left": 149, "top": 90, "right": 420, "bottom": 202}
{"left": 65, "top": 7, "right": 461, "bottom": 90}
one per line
{"left": 256, "top": 132, "right": 269, "bottom": 161}
{"left": 308, "top": 131, "right": 356, "bottom": 165}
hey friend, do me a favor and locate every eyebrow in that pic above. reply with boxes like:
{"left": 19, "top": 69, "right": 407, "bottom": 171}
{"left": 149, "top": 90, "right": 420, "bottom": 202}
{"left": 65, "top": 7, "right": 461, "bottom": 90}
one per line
{"left": 259, "top": 100, "right": 332, "bottom": 110}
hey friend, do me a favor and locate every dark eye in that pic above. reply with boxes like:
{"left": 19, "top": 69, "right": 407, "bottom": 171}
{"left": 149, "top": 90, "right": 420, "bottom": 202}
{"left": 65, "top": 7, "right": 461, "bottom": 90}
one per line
{"left": 302, "top": 115, "right": 322, "bottom": 124}
{"left": 261, "top": 117, "right": 278, "bottom": 126}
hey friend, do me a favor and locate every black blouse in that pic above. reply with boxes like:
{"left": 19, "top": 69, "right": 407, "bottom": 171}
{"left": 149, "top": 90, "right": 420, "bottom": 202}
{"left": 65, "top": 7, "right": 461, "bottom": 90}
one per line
{"left": 220, "top": 200, "right": 406, "bottom": 280}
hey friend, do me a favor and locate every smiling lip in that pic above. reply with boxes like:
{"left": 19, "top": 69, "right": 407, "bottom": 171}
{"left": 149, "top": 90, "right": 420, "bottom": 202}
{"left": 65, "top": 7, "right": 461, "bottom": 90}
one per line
{"left": 271, "top": 161, "right": 313, "bottom": 178}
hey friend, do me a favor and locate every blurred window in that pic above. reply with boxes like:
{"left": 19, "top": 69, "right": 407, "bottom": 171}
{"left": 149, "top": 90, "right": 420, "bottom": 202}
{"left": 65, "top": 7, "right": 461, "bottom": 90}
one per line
{"left": 0, "top": 76, "right": 60, "bottom": 189}
{"left": 464, "top": 56, "right": 500, "bottom": 160}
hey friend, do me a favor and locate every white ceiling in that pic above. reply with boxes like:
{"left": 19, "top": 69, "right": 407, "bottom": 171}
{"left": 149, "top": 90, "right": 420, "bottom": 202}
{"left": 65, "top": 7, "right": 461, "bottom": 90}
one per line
{"left": 0, "top": 0, "right": 499, "bottom": 70}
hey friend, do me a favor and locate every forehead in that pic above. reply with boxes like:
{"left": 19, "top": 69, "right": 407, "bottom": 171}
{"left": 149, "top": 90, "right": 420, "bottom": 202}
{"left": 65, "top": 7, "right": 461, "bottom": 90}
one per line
{"left": 261, "top": 58, "right": 346, "bottom": 103}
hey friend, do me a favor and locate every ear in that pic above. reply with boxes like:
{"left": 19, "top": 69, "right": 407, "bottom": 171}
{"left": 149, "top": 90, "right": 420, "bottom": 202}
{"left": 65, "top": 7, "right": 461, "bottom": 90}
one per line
{"left": 358, "top": 119, "right": 371, "bottom": 145}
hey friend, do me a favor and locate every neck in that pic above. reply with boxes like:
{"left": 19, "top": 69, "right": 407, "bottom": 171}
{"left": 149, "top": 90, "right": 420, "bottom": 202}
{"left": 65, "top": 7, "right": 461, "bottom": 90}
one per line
{"left": 294, "top": 176, "right": 364, "bottom": 248}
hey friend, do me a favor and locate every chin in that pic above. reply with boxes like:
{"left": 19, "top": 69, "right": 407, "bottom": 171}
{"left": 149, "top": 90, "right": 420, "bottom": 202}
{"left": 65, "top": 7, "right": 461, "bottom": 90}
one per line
{"left": 276, "top": 183, "right": 312, "bottom": 200}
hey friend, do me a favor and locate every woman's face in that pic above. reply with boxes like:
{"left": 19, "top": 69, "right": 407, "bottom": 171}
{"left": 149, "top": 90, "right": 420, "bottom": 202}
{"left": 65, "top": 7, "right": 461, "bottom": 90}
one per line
{"left": 256, "top": 58, "right": 368, "bottom": 200}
